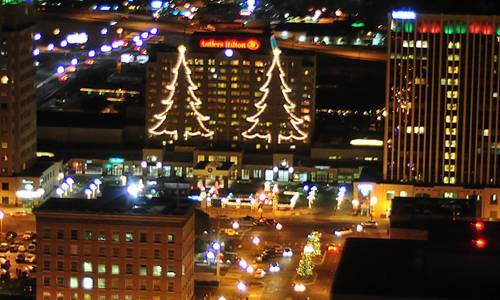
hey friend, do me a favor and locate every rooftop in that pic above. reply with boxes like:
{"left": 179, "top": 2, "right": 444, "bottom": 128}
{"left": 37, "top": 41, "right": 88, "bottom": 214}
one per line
{"left": 333, "top": 237, "right": 500, "bottom": 299}
{"left": 34, "top": 186, "right": 193, "bottom": 217}
{"left": 13, "top": 159, "right": 59, "bottom": 177}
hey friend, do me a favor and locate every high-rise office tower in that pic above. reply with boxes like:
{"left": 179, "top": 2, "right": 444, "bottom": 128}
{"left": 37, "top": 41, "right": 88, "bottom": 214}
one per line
{"left": 384, "top": 11, "right": 499, "bottom": 186}
{"left": 0, "top": 1, "right": 37, "bottom": 175}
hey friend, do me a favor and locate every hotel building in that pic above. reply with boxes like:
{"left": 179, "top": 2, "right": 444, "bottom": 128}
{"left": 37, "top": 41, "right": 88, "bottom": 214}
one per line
{"left": 145, "top": 33, "right": 316, "bottom": 153}
{"left": 34, "top": 189, "right": 195, "bottom": 300}
{"left": 354, "top": 12, "right": 500, "bottom": 220}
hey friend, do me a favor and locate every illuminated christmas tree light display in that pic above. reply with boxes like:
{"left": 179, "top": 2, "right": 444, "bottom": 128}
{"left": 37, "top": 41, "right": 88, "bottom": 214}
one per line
{"left": 242, "top": 48, "right": 308, "bottom": 144}
{"left": 149, "top": 45, "right": 214, "bottom": 142}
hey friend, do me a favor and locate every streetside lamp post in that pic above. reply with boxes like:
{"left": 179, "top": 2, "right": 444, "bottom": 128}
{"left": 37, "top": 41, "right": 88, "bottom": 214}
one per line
{"left": 0, "top": 210, "right": 4, "bottom": 242}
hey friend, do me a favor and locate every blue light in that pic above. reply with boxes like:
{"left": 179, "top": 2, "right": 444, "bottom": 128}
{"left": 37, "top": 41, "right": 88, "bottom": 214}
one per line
{"left": 391, "top": 10, "right": 416, "bottom": 20}
{"left": 100, "top": 5, "right": 111, "bottom": 11}
{"left": 172, "top": 10, "right": 179, "bottom": 16}
{"left": 88, "top": 50, "right": 96, "bottom": 58}
{"left": 224, "top": 49, "right": 234, "bottom": 57}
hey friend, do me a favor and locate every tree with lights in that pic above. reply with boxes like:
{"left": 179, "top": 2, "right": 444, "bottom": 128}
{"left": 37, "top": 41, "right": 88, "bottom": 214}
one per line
{"left": 242, "top": 48, "right": 308, "bottom": 144}
{"left": 308, "top": 231, "right": 322, "bottom": 256}
{"left": 148, "top": 45, "right": 214, "bottom": 142}
{"left": 297, "top": 252, "right": 313, "bottom": 278}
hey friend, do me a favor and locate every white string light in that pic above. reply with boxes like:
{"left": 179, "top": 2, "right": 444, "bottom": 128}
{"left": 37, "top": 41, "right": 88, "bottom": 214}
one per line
{"left": 149, "top": 45, "right": 214, "bottom": 141}
{"left": 242, "top": 48, "right": 308, "bottom": 144}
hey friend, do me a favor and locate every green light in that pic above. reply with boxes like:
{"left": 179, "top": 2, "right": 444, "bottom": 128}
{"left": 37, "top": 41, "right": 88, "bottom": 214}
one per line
{"left": 351, "top": 22, "right": 365, "bottom": 28}
{"left": 392, "top": 21, "right": 402, "bottom": 32}
{"left": 404, "top": 22, "right": 414, "bottom": 33}
{"left": 496, "top": 27, "right": 500, "bottom": 35}
{"left": 109, "top": 157, "right": 125, "bottom": 164}
{"left": 455, "top": 22, "right": 466, "bottom": 34}
{"left": 105, "top": 163, "right": 112, "bottom": 169}
{"left": 1, "top": 0, "right": 31, "bottom": 4}
{"left": 444, "top": 24, "right": 454, "bottom": 34}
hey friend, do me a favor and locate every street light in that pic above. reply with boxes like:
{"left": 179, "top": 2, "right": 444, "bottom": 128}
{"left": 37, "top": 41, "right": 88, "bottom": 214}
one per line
{"left": 276, "top": 223, "right": 283, "bottom": 231}
{"left": 218, "top": 297, "right": 227, "bottom": 300}
{"left": 294, "top": 283, "right": 306, "bottom": 292}
{"left": 232, "top": 221, "right": 240, "bottom": 230}
{"left": 239, "top": 259, "right": 248, "bottom": 269}
{"left": 252, "top": 236, "right": 260, "bottom": 246}
{"left": 237, "top": 281, "right": 247, "bottom": 292}
{"left": 0, "top": 210, "right": 4, "bottom": 242}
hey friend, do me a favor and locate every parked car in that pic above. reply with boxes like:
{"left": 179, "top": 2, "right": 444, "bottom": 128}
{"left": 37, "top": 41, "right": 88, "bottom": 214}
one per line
{"left": 334, "top": 227, "right": 353, "bottom": 237}
{"left": 18, "top": 245, "right": 26, "bottom": 253}
{"left": 327, "top": 243, "right": 341, "bottom": 254}
{"left": 360, "top": 220, "right": 378, "bottom": 228}
{"left": 6, "top": 232, "right": 17, "bottom": 240}
{"left": 253, "top": 268, "right": 266, "bottom": 278}
{"left": 23, "top": 231, "right": 35, "bottom": 240}
{"left": 0, "top": 243, "right": 8, "bottom": 252}
{"left": 25, "top": 254, "right": 36, "bottom": 263}
{"left": 15, "top": 254, "right": 25, "bottom": 263}
{"left": 27, "top": 244, "right": 36, "bottom": 253}
{"left": 9, "top": 244, "right": 18, "bottom": 253}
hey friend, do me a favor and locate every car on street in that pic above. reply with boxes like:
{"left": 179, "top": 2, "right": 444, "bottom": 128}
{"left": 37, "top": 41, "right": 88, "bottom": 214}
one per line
{"left": 220, "top": 228, "right": 238, "bottom": 236}
{"left": 6, "top": 232, "right": 17, "bottom": 240}
{"left": 18, "top": 245, "right": 26, "bottom": 253}
{"left": 23, "top": 231, "right": 35, "bottom": 240}
{"left": 27, "top": 244, "right": 36, "bottom": 253}
{"left": 360, "top": 220, "right": 379, "bottom": 228}
{"left": 15, "top": 254, "right": 25, "bottom": 263}
{"left": 327, "top": 243, "right": 341, "bottom": 254}
{"left": 11, "top": 211, "right": 27, "bottom": 217}
{"left": 334, "top": 227, "right": 353, "bottom": 237}
{"left": 25, "top": 254, "right": 36, "bottom": 263}
{"left": 0, "top": 243, "right": 8, "bottom": 252}
{"left": 9, "top": 244, "right": 18, "bottom": 253}
{"left": 253, "top": 268, "right": 266, "bottom": 278}
{"left": 241, "top": 215, "right": 255, "bottom": 221}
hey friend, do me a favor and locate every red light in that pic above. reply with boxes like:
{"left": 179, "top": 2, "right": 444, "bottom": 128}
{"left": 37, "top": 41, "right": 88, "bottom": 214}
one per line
{"left": 473, "top": 221, "right": 485, "bottom": 231}
{"left": 473, "top": 238, "right": 487, "bottom": 249}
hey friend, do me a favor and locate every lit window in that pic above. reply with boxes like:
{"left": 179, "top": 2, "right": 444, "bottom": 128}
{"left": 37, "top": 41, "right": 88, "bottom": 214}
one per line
{"left": 167, "top": 234, "right": 174, "bottom": 243}
{"left": 0, "top": 76, "right": 7, "bottom": 84}
{"left": 98, "top": 278, "right": 106, "bottom": 289}
{"left": 83, "top": 262, "right": 92, "bottom": 272}
{"left": 483, "top": 129, "right": 489, "bottom": 136}
{"left": 1, "top": 143, "right": 7, "bottom": 149}
{"left": 125, "top": 232, "right": 134, "bottom": 242}
{"left": 70, "top": 277, "right": 78, "bottom": 288}
{"left": 400, "top": 191, "right": 408, "bottom": 197}
{"left": 98, "top": 232, "right": 106, "bottom": 241}
{"left": 139, "top": 265, "right": 147, "bottom": 276}
{"left": 84, "top": 231, "right": 92, "bottom": 240}
{"left": 153, "top": 265, "right": 162, "bottom": 276}
{"left": 98, "top": 264, "right": 106, "bottom": 274}
{"left": 111, "top": 264, "right": 120, "bottom": 275}
{"left": 82, "top": 277, "right": 93, "bottom": 290}
{"left": 491, "top": 194, "right": 498, "bottom": 205}
{"left": 167, "top": 266, "right": 176, "bottom": 277}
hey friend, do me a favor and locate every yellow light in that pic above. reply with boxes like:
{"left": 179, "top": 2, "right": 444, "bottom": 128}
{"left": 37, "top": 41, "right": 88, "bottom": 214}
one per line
{"left": 350, "top": 139, "right": 383, "bottom": 147}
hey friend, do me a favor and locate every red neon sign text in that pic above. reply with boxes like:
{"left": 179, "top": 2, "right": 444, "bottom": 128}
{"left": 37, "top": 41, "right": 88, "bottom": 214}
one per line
{"left": 199, "top": 38, "right": 261, "bottom": 51}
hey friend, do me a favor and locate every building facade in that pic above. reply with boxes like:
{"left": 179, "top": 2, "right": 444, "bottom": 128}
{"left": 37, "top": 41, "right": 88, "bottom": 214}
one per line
{"left": 0, "top": 2, "right": 37, "bottom": 175}
{"left": 146, "top": 33, "right": 316, "bottom": 152}
{"left": 384, "top": 12, "right": 499, "bottom": 186}
{"left": 35, "top": 196, "right": 195, "bottom": 300}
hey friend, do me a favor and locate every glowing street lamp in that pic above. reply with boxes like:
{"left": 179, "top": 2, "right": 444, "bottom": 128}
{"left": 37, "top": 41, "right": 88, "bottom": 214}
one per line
{"left": 218, "top": 297, "right": 227, "bottom": 300}
{"left": 239, "top": 259, "right": 248, "bottom": 269}
{"left": 85, "top": 188, "right": 92, "bottom": 199}
{"left": 246, "top": 265, "right": 254, "bottom": 273}
{"left": 56, "top": 187, "right": 64, "bottom": 197}
{"left": 212, "top": 242, "right": 221, "bottom": 251}
{"left": 232, "top": 221, "right": 240, "bottom": 230}
{"left": 0, "top": 210, "right": 4, "bottom": 242}
{"left": 294, "top": 283, "right": 306, "bottom": 292}
{"left": 276, "top": 223, "right": 283, "bottom": 231}
{"left": 252, "top": 236, "right": 260, "bottom": 246}
{"left": 237, "top": 281, "right": 247, "bottom": 292}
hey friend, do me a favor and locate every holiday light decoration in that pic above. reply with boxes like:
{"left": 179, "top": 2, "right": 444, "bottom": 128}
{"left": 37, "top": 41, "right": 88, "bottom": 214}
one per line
{"left": 242, "top": 48, "right": 308, "bottom": 144}
{"left": 149, "top": 45, "right": 214, "bottom": 141}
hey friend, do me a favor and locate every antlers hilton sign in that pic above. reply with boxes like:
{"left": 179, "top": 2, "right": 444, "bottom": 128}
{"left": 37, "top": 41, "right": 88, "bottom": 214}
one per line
{"left": 199, "top": 38, "right": 261, "bottom": 51}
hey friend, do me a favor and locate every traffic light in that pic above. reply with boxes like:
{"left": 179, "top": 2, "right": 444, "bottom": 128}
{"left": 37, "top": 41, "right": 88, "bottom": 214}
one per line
{"left": 471, "top": 221, "right": 487, "bottom": 249}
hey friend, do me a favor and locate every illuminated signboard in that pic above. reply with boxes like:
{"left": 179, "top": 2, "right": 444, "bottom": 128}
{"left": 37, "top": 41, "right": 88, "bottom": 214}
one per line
{"left": 199, "top": 38, "right": 261, "bottom": 51}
